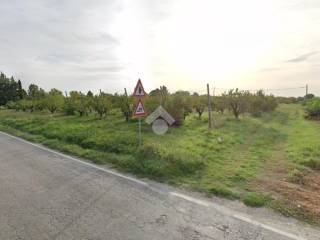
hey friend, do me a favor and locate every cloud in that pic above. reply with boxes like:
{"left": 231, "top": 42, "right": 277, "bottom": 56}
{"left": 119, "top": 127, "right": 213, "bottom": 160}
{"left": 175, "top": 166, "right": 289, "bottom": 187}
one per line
{"left": 288, "top": 0, "right": 320, "bottom": 11}
{"left": 0, "top": 0, "right": 173, "bottom": 93}
{"left": 259, "top": 67, "right": 281, "bottom": 73}
{"left": 0, "top": 0, "right": 123, "bottom": 92}
{"left": 286, "top": 51, "right": 318, "bottom": 63}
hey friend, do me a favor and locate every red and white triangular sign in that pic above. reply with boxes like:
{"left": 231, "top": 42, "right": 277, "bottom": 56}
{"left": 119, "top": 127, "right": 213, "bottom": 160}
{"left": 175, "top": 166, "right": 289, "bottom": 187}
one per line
{"left": 134, "top": 100, "right": 146, "bottom": 117}
{"left": 133, "top": 79, "right": 146, "bottom": 97}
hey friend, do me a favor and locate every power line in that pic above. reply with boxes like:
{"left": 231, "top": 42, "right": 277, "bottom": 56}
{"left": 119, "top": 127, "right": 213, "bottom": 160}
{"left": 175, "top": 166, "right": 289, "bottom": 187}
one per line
{"left": 214, "top": 86, "right": 306, "bottom": 92}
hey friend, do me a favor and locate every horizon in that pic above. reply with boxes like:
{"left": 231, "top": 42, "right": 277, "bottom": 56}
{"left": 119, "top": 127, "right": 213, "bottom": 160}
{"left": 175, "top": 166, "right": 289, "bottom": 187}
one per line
{"left": 0, "top": 71, "right": 311, "bottom": 97}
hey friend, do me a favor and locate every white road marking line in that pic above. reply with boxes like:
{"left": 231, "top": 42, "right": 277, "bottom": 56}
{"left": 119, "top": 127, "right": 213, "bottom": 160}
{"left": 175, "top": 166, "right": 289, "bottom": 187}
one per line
{"left": 233, "top": 214, "right": 305, "bottom": 240}
{"left": 0, "top": 131, "right": 308, "bottom": 240}
{"left": 170, "top": 192, "right": 210, "bottom": 207}
{"left": 171, "top": 190, "right": 306, "bottom": 240}
{"left": 0, "top": 131, "right": 148, "bottom": 186}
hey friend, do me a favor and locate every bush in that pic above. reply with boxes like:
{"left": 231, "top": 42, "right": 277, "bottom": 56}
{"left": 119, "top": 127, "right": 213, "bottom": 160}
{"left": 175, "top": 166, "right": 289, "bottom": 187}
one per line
{"left": 208, "top": 186, "right": 240, "bottom": 200}
{"left": 305, "top": 98, "right": 320, "bottom": 120}
{"left": 63, "top": 98, "right": 76, "bottom": 115}
{"left": 165, "top": 95, "right": 192, "bottom": 126}
{"left": 243, "top": 192, "right": 272, "bottom": 207}
{"left": 250, "top": 91, "right": 278, "bottom": 117}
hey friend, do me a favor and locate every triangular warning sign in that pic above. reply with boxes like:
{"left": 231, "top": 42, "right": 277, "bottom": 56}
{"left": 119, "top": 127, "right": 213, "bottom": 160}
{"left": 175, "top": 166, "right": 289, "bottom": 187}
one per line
{"left": 133, "top": 79, "right": 146, "bottom": 97}
{"left": 134, "top": 100, "right": 146, "bottom": 117}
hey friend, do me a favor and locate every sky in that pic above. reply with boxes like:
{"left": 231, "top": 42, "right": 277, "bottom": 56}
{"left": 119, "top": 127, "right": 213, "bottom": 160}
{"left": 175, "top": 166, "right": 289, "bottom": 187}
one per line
{"left": 0, "top": 0, "right": 319, "bottom": 96}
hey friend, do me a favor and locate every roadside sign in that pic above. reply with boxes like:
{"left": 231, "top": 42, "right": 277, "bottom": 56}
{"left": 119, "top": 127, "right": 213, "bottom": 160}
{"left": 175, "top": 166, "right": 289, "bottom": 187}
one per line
{"left": 134, "top": 99, "right": 146, "bottom": 117}
{"left": 133, "top": 79, "right": 146, "bottom": 97}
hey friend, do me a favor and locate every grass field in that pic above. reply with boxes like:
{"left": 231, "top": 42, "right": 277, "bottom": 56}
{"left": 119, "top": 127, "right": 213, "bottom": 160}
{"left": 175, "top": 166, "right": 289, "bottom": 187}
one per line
{"left": 0, "top": 104, "right": 319, "bottom": 224}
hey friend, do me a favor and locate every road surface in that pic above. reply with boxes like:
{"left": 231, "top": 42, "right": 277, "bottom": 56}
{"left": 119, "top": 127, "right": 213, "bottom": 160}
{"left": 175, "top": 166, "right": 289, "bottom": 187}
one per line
{"left": 0, "top": 132, "right": 319, "bottom": 240}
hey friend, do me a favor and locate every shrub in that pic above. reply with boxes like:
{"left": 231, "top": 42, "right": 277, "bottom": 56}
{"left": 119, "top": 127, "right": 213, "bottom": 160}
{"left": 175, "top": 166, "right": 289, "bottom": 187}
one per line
{"left": 249, "top": 90, "right": 278, "bottom": 117}
{"left": 63, "top": 98, "right": 76, "bottom": 115}
{"left": 305, "top": 98, "right": 320, "bottom": 120}
{"left": 6, "top": 101, "right": 17, "bottom": 110}
{"left": 243, "top": 192, "right": 272, "bottom": 207}
{"left": 208, "top": 186, "right": 240, "bottom": 200}
{"left": 165, "top": 95, "right": 192, "bottom": 125}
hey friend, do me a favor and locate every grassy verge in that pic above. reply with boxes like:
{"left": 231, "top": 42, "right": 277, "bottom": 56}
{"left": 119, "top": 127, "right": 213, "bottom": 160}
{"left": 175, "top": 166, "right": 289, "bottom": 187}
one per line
{"left": 0, "top": 104, "right": 319, "bottom": 224}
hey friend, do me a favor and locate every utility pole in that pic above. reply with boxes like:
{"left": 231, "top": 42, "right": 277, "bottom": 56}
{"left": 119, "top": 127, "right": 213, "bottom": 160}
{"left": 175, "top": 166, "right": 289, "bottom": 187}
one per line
{"left": 207, "top": 84, "right": 213, "bottom": 129}
{"left": 306, "top": 84, "right": 309, "bottom": 96}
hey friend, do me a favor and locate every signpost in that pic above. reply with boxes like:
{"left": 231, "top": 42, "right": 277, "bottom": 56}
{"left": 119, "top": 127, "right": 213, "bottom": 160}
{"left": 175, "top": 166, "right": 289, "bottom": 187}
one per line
{"left": 134, "top": 99, "right": 146, "bottom": 116}
{"left": 133, "top": 79, "right": 146, "bottom": 146}
{"left": 133, "top": 79, "right": 146, "bottom": 97}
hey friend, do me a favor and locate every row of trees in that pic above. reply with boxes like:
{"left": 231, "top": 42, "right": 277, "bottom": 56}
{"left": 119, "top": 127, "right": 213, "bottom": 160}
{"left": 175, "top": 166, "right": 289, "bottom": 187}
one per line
{"left": 144, "top": 88, "right": 278, "bottom": 124}
{"left": 1, "top": 73, "right": 280, "bottom": 125}
{"left": 0, "top": 73, "right": 25, "bottom": 105}
{"left": 7, "top": 89, "right": 131, "bottom": 119}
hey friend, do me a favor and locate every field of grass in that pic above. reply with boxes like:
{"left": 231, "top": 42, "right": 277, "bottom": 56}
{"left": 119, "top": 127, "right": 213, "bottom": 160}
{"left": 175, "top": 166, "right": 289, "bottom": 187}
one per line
{"left": 0, "top": 104, "right": 319, "bottom": 224}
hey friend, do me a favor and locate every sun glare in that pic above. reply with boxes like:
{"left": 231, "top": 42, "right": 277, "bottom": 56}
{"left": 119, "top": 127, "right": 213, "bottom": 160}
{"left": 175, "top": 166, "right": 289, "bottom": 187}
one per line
{"left": 153, "top": 0, "right": 279, "bottom": 86}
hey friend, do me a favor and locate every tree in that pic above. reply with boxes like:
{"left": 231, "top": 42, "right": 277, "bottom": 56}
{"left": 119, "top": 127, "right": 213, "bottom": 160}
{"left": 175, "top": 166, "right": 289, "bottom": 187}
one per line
{"left": 306, "top": 98, "right": 320, "bottom": 120}
{"left": 214, "top": 95, "right": 228, "bottom": 114}
{"left": 249, "top": 90, "right": 278, "bottom": 117}
{"left": 165, "top": 95, "right": 192, "bottom": 125}
{"left": 119, "top": 95, "right": 133, "bottom": 122}
{"left": 87, "top": 90, "right": 94, "bottom": 97}
{"left": 160, "top": 86, "right": 169, "bottom": 105}
{"left": 45, "top": 89, "right": 64, "bottom": 114}
{"left": 28, "top": 84, "right": 45, "bottom": 99}
{"left": 149, "top": 85, "right": 169, "bottom": 105}
{"left": 65, "top": 91, "right": 90, "bottom": 117}
{"left": 93, "top": 95, "right": 112, "bottom": 118}
{"left": 0, "top": 73, "right": 20, "bottom": 105}
{"left": 305, "top": 94, "right": 315, "bottom": 100}
{"left": 17, "top": 80, "right": 26, "bottom": 99}
{"left": 226, "top": 89, "right": 250, "bottom": 119}
{"left": 174, "top": 90, "right": 190, "bottom": 96}
{"left": 15, "top": 99, "right": 33, "bottom": 112}
{"left": 193, "top": 95, "right": 206, "bottom": 119}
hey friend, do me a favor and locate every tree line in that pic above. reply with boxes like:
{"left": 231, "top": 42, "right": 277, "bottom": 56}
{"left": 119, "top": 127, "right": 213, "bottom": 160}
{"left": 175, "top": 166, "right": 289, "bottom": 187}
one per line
{"left": 1, "top": 72, "right": 289, "bottom": 125}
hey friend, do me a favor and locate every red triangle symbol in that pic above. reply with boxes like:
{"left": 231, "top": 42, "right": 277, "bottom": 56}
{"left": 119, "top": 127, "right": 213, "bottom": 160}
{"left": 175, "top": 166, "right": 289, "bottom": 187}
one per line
{"left": 133, "top": 79, "right": 146, "bottom": 97}
{"left": 134, "top": 100, "right": 146, "bottom": 116}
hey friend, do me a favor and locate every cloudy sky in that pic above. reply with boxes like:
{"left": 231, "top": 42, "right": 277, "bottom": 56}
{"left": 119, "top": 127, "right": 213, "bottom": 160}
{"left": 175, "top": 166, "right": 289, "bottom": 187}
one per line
{"left": 0, "top": 0, "right": 319, "bottom": 96}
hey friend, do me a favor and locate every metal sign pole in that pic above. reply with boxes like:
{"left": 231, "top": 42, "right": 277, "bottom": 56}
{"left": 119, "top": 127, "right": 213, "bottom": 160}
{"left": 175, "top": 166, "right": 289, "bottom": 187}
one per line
{"left": 133, "top": 79, "right": 147, "bottom": 147}
{"left": 138, "top": 117, "right": 142, "bottom": 147}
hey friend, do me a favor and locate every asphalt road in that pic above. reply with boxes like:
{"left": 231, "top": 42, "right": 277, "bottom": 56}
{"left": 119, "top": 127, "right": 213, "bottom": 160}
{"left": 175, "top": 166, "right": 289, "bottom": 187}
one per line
{"left": 0, "top": 132, "right": 318, "bottom": 240}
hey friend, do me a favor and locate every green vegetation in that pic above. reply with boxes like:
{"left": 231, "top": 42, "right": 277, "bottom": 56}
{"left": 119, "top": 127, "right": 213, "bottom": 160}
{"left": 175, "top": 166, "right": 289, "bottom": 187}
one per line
{"left": 306, "top": 97, "right": 320, "bottom": 120}
{"left": 270, "top": 200, "right": 320, "bottom": 226}
{"left": 243, "top": 193, "right": 273, "bottom": 207}
{"left": 1, "top": 71, "right": 320, "bottom": 224}
{"left": 0, "top": 104, "right": 317, "bottom": 194}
